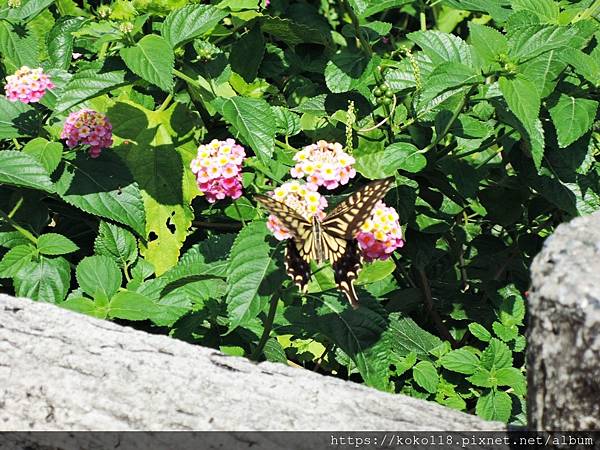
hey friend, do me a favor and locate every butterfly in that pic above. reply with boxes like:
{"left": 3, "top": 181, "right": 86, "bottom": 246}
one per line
{"left": 255, "top": 177, "right": 394, "bottom": 308}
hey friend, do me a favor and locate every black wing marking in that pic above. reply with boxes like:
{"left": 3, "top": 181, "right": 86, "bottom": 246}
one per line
{"left": 322, "top": 177, "right": 395, "bottom": 239}
{"left": 284, "top": 239, "right": 311, "bottom": 293}
{"left": 331, "top": 238, "right": 363, "bottom": 309}
{"left": 255, "top": 193, "right": 312, "bottom": 240}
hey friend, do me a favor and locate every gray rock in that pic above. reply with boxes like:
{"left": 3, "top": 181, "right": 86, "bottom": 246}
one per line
{"left": 0, "top": 294, "right": 504, "bottom": 433}
{"left": 529, "top": 212, "right": 600, "bottom": 430}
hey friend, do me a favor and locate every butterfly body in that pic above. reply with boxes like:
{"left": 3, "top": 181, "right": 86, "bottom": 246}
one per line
{"left": 256, "top": 177, "right": 394, "bottom": 308}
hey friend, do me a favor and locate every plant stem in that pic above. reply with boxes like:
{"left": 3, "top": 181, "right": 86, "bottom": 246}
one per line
{"left": 251, "top": 290, "right": 280, "bottom": 360}
{"left": 342, "top": 0, "right": 372, "bottom": 56}
{"left": 173, "top": 69, "right": 201, "bottom": 89}
{"left": 417, "top": 268, "right": 458, "bottom": 348}
{"left": 157, "top": 93, "right": 173, "bottom": 112}
{"left": 0, "top": 208, "right": 37, "bottom": 244}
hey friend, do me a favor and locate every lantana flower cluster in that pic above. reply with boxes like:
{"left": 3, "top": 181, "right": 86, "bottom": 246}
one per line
{"left": 190, "top": 139, "right": 245, "bottom": 203}
{"left": 61, "top": 109, "right": 113, "bottom": 158}
{"left": 290, "top": 140, "right": 356, "bottom": 190}
{"left": 4, "top": 66, "right": 54, "bottom": 104}
{"left": 266, "top": 181, "right": 327, "bottom": 241}
{"left": 356, "top": 201, "right": 404, "bottom": 261}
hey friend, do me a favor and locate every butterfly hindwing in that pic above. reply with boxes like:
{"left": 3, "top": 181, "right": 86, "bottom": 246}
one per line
{"left": 322, "top": 177, "right": 395, "bottom": 239}
{"left": 331, "top": 238, "right": 362, "bottom": 308}
{"left": 284, "top": 239, "right": 311, "bottom": 293}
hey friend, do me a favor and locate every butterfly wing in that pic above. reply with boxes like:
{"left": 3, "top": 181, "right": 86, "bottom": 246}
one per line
{"left": 322, "top": 177, "right": 395, "bottom": 239}
{"left": 284, "top": 239, "right": 311, "bottom": 293}
{"left": 255, "top": 194, "right": 312, "bottom": 239}
{"left": 330, "top": 238, "right": 362, "bottom": 309}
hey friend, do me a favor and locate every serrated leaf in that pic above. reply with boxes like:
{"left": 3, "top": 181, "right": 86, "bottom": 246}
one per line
{"left": 261, "top": 16, "right": 329, "bottom": 46}
{"left": 54, "top": 59, "right": 129, "bottom": 113}
{"left": 229, "top": 25, "right": 265, "bottom": 83}
{"left": 499, "top": 75, "right": 544, "bottom": 169}
{"left": 560, "top": 49, "right": 600, "bottom": 86}
{"left": 549, "top": 94, "right": 598, "bottom": 148}
{"left": 161, "top": 4, "right": 227, "bottom": 48}
{"left": 60, "top": 296, "right": 101, "bottom": 317}
{"left": 512, "top": 0, "right": 559, "bottom": 23}
{"left": 14, "top": 256, "right": 71, "bottom": 303}
{"left": 55, "top": 151, "right": 145, "bottom": 236}
{"left": 413, "top": 361, "right": 439, "bottom": 393}
{"left": 108, "top": 290, "right": 160, "bottom": 321}
{"left": 495, "top": 367, "right": 526, "bottom": 395}
{"left": 0, "top": 244, "right": 35, "bottom": 278}
{"left": 355, "top": 141, "right": 426, "bottom": 179}
{"left": 37, "top": 233, "right": 79, "bottom": 255}
{"left": 263, "top": 337, "right": 288, "bottom": 363}
{"left": 492, "top": 321, "right": 518, "bottom": 342}
{"left": 0, "top": 21, "right": 38, "bottom": 70}
{"left": 467, "top": 367, "right": 494, "bottom": 387}
{"left": 94, "top": 221, "right": 137, "bottom": 267}
{"left": 47, "top": 16, "right": 86, "bottom": 70}
{"left": 508, "top": 25, "right": 577, "bottom": 62}
{"left": 469, "top": 322, "right": 492, "bottom": 342}
{"left": 76, "top": 255, "right": 122, "bottom": 299}
{"left": 520, "top": 50, "right": 566, "bottom": 99}
{"left": 0, "top": 97, "right": 39, "bottom": 139}
{"left": 5, "top": 0, "right": 55, "bottom": 21}
{"left": 476, "top": 389, "right": 512, "bottom": 422}
{"left": 225, "top": 222, "right": 278, "bottom": 332}
{"left": 272, "top": 106, "right": 301, "bottom": 137}
{"left": 22, "top": 138, "right": 63, "bottom": 174}
{"left": 0, "top": 150, "right": 55, "bottom": 193}
{"left": 419, "top": 62, "right": 482, "bottom": 109}
{"left": 481, "top": 338, "right": 513, "bottom": 370}
{"left": 120, "top": 35, "right": 174, "bottom": 92}
{"left": 220, "top": 97, "right": 276, "bottom": 164}
{"left": 439, "top": 348, "right": 480, "bottom": 374}
{"left": 468, "top": 23, "right": 508, "bottom": 63}
{"left": 408, "top": 30, "right": 472, "bottom": 65}
{"left": 325, "top": 48, "right": 376, "bottom": 93}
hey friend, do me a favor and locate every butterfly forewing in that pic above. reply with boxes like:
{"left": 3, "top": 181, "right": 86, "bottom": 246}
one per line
{"left": 322, "top": 177, "right": 394, "bottom": 239}
{"left": 255, "top": 194, "right": 312, "bottom": 239}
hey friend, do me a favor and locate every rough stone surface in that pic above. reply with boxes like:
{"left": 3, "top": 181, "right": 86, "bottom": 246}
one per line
{"left": 529, "top": 212, "right": 600, "bottom": 430}
{"left": 0, "top": 294, "right": 504, "bottom": 433}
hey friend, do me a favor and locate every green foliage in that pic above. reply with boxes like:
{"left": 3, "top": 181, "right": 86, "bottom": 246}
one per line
{"left": 1, "top": 0, "right": 599, "bottom": 426}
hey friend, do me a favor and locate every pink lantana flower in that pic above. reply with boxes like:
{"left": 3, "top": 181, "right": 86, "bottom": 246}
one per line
{"left": 356, "top": 201, "right": 404, "bottom": 261}
{"left": 190, "top": 139, "right": 245, "bottom": 203}
{"left": 61, "top": 109, "right": 113, "bottom": 158}
{"left": 4, "top": 66, "right": 54, "bottom": 104}
{"left": 291, "top": 140, "right": 356, "bottom": 190}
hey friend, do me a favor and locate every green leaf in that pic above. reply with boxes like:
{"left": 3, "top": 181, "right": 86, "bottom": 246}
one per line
{"left": 499, "top": 75, "right": 544, "bottom": 169}
{"left": 355, "top": 141, "right": 426, "bottom": 179}
{"left": 408, "top": 30, "right": 472, "bottom": 65}
{"left": 22, "top": 138, "right": 63, "bottom": 174}
{"left": 0, "top": 150, "right": 55, "bottom": 193}
{"left": 37, "top": 233, "right": 79, "bottom": 255}
{"left": 60, "top": 296, "right": 100, "bottom": 317}
{"left": 443, "top": 0, "right": 512, "bottom": 23}
{"left": 108, "top": 291, "right": 160, "bottom": 321}
{"left": 508, "top": 25, "right": 577, "bottom": 62}
{"left": 480, "top": 338, "right": 513, "bottom": 370}
{"left": 439, "top": 348, "right": 480, "bottom": 374}
{"left": 220, "top": 97, "right": 276, "bottom": 164}
{"left": 0, "top": 21, "right": 38, "bottom": 69}
{"left": 418, "top": 62, "right": 482, "bottom": 111}
{"left": 272, "top": 106, "right": 301, "bottom": 137}
{"left": 512, "top": 0, "right": 559, "bottom": 23}
{"left": 549, "top": 94, "right": 598, "bottom": 148}
{"left": 229, "top": 25, "right": 265, "bottom": 83}
{"left": 263, "top": 337, "right": 288, "bottom": 363}
{"left": 54, "top": 59, "right": 129, "bottom": 113}
{"left": 47, "top": 16, "right": 86, "bottom": 70}
{"left": 560, "top": 49, "right": 600, "bottom": 86}
{"left": 163, "top": 235, "right": 233, "bottom": 282}
{"left": 356, "top": 259, "right": 396, "bottom": 285}
{"left": 469, "top": 322, "right": 492, "bottom": 342}
{"left": 261, "top": 16, "right": 329, "bottom": 46}
{"left": 5, "top": 0, "right": 56, "bottom": 21}
{"left": 224, "top": 197, "right": 257, "bottom": 221}
{"left": 476, "top": 389, "right": 512, "bottom": 422}
{"left": 520, "top": 50, "right": 567, "bottom": 99}
{"left": 324, "top": 48, "right": 376, "bottom": 93}
{"left": 225, "top": 222, "right": 278, "bottom": 332}
{"left": 76, "top": 255, "right": 122, "bottom": 299}
{"left": 0, "top": 244, "right": 35, "bottom": 278}
{"left": 55, "top": 151, "right": 146, "bottom": 236}
{"left": 413, "top": 360, "right": 439, "bottom": 393}
{"left": 348, "top": 0, "right": 413, "bottom": 17}
{"left": 467, "top": 367, "right": 494, "bottom": 387}
{"left": 161, "top": 4, "right": 227, "bottom": 48}
{"left": 468, "top": 23, "right": 508, "bottom": 63}
{"left": 495, "top": 367, "right": 526, "bottom": 395}
{"left": 492, "top": 321, "right": 518, "bottom": 342}
{"left": 120, "top": 35, "right": 174, "bottom": 92}
{"left": 14, "top": 256, "right": 71, "bottom": 303}
{"left": 94, "top": 221, "right": 137, "bottom": 268}
{"left": 0, "top": 97, "right": 38, "bottom": 139}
